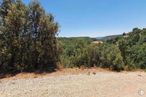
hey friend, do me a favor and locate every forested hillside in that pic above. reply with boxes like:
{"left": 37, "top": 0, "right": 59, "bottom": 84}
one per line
{"left": 59, "top": 28, "right": 146, "bottom": 71}
{"left": 107, "top": 28, "right": 146, "bottom": 70}
{"left": 96, "top": 34, "right": 122, "bottom": 41}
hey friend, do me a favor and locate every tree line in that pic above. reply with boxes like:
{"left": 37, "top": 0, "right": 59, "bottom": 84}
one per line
{"left": 59, "top": 28, "right": 146, "bottom": 71}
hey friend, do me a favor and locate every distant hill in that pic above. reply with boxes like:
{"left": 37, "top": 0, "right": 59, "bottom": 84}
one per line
{"left": 96, "top": 34, "right": 122, "bottom": 41}
{"left": 58, "top": 35, "right": 122, "bottom": 42}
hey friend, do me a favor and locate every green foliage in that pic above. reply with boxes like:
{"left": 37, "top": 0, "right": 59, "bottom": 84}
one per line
{"left": 59, "top": 38, "right": 124, "bottom": 71}
{"left": 97, "top": 43, "right": 124, "bottom": 71}
{"left": 0, "top": 0, "right": 59, "bottom": 73}
{"left": 59, "top": 37, "right": 92, "bottom": 68}
{"left": 110, "top": 28, "right": 146, "bottom": 70}
{"left": 59, "top": 28, "right": 146, "bottom": 71}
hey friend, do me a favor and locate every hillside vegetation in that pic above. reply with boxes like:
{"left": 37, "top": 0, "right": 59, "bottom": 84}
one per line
{"left": 59, "top": 28, "right": 146, "bottom": 71}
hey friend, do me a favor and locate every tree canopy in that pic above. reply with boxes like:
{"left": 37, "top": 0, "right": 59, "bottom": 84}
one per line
{"left": 0, "top": 0, "right": 59, "bottom": 73}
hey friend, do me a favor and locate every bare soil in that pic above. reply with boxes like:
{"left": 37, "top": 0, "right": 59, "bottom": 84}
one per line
{"left": 0, "top": 68, "right": 146, "bottom": 97}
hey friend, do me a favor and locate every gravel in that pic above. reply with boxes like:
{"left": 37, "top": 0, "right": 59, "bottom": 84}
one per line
{"left": 0, "top": 72, "right": 146, "bottom": 97}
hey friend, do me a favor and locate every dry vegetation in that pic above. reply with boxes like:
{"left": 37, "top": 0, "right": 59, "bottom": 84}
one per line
{"left": 1, "top": 68, "right": 109, "bottom": 81}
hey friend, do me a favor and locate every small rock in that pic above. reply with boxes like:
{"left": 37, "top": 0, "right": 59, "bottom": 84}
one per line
{"left": 87, "top": 72, "right": 90, "bottom": 75}
{"left": 138, "top": 74, "right": 142, "bottom": 77}
{"left": 11, "top": 82, "right": 15, "bottom": 85}
{"left": 93, "top": 72, "right": 96, "bottom": 75}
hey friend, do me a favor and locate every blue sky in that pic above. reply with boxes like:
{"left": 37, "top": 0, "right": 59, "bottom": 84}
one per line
{"left": 23, "top": 0, "right": 146, "bottom": 37}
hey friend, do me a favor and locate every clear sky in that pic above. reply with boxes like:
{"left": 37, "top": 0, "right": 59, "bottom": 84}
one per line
{"left": 23, "top": 0, "right": 146, "bottom": 37}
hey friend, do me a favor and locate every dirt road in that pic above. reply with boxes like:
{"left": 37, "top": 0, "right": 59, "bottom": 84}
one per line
{"left": 0, "top": 71, "right": 146, "bottom": 97}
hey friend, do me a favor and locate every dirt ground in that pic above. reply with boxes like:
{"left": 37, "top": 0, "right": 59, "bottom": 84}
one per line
{"left": 0, "top": 68, "right": 146, "bottom": 97}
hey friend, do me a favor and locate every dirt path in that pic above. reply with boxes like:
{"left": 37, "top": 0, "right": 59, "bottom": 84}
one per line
{"left": 0, "top": 71, "right": 146, "bottom": 97}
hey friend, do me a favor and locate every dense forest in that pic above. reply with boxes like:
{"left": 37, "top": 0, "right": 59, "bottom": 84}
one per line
{"left": 0, "top": 0, "right": 146, "bottom": 74}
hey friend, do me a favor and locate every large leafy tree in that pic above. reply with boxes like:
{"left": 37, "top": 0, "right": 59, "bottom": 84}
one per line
{"left": 28, "top": 1, "right": 59, "bottom": 70}
{"left": 0, "top": 0, "right": 59, "bottom": 73}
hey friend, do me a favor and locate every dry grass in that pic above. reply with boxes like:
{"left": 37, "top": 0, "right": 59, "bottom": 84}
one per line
{"left": 1, "top": 68, "right": 110, "bottom": 81}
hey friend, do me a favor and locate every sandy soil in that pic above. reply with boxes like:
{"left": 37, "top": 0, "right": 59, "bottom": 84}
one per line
{"left": 0, "top": 69, "right": 146, "bottom": 97}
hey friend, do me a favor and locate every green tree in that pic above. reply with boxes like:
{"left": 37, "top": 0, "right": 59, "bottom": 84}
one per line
{"left": 0, "top": 0, "right": 59, "bottom": 73}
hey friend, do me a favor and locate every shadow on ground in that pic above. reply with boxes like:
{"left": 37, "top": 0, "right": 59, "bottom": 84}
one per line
{"left": 0, "top": 68, "right": 57, "bottom": 79}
